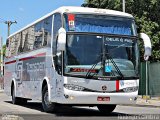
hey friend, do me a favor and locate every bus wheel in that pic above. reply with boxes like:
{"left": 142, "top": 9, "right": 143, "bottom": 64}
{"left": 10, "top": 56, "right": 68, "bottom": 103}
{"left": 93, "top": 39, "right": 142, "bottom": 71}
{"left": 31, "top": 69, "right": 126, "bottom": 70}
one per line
{"left": 97, "top": 105, "right": 116, "bottom": 114}
{"left": 42, "top": 85, "right": 57, "bottom": 113}
{"left": 11, "top": 86, "right": 21, "bottom": 104}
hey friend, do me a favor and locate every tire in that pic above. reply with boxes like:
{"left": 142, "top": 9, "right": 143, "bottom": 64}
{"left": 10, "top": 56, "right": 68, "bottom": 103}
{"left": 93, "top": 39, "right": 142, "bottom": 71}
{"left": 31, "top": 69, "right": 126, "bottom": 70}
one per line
{"left": 12, "top": 86, "right": 27, "bottom": 105}
{"left": 97, "top": 105, "right": 116, "bottom": 114}
{"left": 42, "top": 85, "right": 57, "bottom": 113}
{"left": 11, "top": 86, "right": 20, "bottom": 104}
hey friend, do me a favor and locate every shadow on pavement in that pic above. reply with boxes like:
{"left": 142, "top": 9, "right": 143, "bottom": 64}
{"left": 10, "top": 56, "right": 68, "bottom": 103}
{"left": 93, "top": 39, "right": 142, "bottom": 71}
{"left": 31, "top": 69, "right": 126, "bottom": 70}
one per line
{"left": 4, "top": 101, "right": 132, "bottom": 117}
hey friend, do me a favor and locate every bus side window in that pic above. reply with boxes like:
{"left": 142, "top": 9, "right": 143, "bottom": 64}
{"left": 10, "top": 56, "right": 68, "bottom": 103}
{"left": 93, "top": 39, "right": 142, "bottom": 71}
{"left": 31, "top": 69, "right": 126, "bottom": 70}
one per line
{"left": 53, "top": 13, "right": 62, "bottom": 55}
{"left": 5, "top": 39, "right": 11, "bottom": 58}
{"left": 6, "top": 39, "right": 9, "bottom": 47}
{"left": 34, "top": 21, "right": 44, "bottom": 49}
{"left": 15, "top": 33, "right": 21, "bottom": 54}
{"left": 18, "top": 30, "right": 28, "bottom": 53}
{"left": 10, "top": 35, "right": 19, "bottom": 56}
{"left": 43, "top": 16, "right": 52, "bottom": 46}
{"left": 18, "top": 32, "right": 23, "bottom": 53}
{"left": 6, "top": 35, "right": 19, "bottom": 57}
{"left": 33, "top": 16, "right": 52, "bottom": 49}
{"left": 52, "top": 13, "right": 62, "bottom": 74}
{"left": 22, "top": 27, "right": 35, "bottom": 52}
{"left": 17, "top": 16, "right": 52, "bottom": 53}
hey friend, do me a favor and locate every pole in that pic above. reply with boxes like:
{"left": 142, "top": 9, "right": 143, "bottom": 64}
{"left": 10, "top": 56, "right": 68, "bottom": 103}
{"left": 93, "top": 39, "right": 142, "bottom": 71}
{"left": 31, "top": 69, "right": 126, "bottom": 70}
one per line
{"left": 146, "top": 61, "right": 148, "bottom": 102}
{"left": 0, "top": 37, "right": 3, "bottom": 90}
{"left": 122, "top": 0, "right": 125, "bottom": 12}
{"left": 5, "top": 21, "right": 17, "bottom": 36}
{"left": 0, "top": 37, "right": 3, "bottom": 77}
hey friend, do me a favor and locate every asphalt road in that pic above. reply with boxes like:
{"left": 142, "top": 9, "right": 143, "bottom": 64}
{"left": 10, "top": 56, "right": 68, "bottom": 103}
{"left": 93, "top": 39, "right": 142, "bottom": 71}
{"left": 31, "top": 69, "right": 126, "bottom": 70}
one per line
{"left": 0, "top": 92, "right": 160, "bottom": 120}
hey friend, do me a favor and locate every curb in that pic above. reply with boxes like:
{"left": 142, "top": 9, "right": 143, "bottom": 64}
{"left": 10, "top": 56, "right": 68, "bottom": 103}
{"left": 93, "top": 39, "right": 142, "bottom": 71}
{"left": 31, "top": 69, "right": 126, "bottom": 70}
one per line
{"left": 135, "top": 104, "right": 160, "bottom": 108}
{"left": 121, "top": 104, "right": 160, "bottom": 108}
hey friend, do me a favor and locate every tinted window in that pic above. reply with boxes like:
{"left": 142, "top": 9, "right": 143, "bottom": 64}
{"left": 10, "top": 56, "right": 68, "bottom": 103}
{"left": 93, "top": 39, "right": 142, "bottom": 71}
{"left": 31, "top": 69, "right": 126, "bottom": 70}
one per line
{"left": 64, "top": 14, "right": 137, "bottom": 36}
{"left": 53, "top": 13, "right": 62, "bottom": 54}
{"left": 34, "top": 21, "right": 44, "bottom": 49}
{"left": 5, "top": 39, "right": 11, "bottom": 57}
{"left": 34, "top": 16, "right": 52, "bottom": 49}
{"left": 17, "top": 16, "right": 52, "bottom": 53}
{"left": 18, "top": 26, "right": 35, "bottom": 52}
{"left": 23, "top": 26, "right": 35, "bottom": 51}
{"left": 43, "top": 16, "right": 52, "bottom": 46}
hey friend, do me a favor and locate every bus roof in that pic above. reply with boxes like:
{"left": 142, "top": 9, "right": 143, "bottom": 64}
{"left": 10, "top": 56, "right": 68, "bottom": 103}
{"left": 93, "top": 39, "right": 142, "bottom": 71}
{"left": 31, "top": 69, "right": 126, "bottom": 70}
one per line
{"left": 56, "top": 6, "right": 133, "bottom": 17}
{"left": 8, "top": 6, "right": 134, "bottom": 39}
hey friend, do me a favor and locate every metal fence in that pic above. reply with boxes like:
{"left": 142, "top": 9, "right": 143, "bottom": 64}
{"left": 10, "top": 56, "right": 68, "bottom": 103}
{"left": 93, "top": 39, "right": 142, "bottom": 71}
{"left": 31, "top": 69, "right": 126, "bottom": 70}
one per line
{"left": 139, "top": 62, "right": 160, "bottom": 97}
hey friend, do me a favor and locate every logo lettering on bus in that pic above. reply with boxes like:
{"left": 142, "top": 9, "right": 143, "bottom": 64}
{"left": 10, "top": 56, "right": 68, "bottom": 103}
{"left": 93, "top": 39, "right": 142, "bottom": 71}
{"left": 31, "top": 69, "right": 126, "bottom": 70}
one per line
{"left": 26, "top": 62, "right": 45, "bottom": 81}
{"left": 16, "top": 61, "right": 23, "bottom": 80}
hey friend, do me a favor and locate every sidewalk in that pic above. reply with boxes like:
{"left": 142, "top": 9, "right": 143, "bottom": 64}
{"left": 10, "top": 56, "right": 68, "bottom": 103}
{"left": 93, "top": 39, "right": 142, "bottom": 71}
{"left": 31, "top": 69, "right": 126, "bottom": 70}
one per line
{"left": 0, "top": 89, "right": 4, "bottom": 93}
{"left": 135, "top": 96, "right": 160, "bottom": 107}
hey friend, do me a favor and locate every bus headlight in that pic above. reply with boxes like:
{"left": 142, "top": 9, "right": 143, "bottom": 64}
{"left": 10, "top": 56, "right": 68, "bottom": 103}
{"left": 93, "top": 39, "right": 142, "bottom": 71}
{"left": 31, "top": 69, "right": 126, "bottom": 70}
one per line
{"left": 123, "top": 86, "right": 138, "bottom": 92}
{"left": 64, "top": 84, "right": 85, "bottom": 91}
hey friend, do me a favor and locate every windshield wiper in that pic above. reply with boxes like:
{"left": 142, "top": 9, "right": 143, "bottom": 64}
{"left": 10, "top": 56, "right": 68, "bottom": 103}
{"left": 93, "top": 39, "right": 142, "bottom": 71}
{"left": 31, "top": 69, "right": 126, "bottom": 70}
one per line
{"left": 85, "top": 51, "right": 124, "bottom": 79}
{"left": 85, "top": 49, "right": 124, "bottom": 79}
{"left": 105, "top": 44, "right": 124, "bottom": 79}
{"left": 85, "top": 54, "right": 102, "bottom": 78}
{"left": 85, "top": 63, "right": 98, "bottom": 78}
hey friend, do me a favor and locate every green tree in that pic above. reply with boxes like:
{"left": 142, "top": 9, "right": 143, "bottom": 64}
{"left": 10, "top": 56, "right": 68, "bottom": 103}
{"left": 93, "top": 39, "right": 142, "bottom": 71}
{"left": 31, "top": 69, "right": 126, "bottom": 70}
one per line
{"left": 0, "top": 45, "right": 6, "bottom": 57}
{"left": 82, "top": 0, "right": 160, "bottom": 62}
{"left": 2, "top": 45, "right": 6, "bottom": 56}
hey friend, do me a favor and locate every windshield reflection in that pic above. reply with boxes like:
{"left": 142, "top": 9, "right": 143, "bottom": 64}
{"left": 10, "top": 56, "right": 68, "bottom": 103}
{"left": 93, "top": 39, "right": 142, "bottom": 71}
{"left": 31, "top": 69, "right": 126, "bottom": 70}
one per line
{"left": 64, "top": 34, "right": 138, "bottom": 79}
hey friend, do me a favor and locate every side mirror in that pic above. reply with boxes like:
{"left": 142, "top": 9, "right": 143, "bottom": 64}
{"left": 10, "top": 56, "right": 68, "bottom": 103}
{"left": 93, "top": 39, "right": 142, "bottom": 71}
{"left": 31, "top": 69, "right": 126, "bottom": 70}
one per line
{"left": 139, "top": 33, "right": 152, "bottom": 61}
{"left": 57, "top": 27, "right": 66, "bottom": 51}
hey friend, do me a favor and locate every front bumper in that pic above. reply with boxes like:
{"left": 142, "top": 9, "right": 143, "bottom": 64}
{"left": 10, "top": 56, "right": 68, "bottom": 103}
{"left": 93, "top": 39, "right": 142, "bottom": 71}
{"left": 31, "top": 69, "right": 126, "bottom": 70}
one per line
{"left": 53, "top": 88, "right": 138, "bottom": 105}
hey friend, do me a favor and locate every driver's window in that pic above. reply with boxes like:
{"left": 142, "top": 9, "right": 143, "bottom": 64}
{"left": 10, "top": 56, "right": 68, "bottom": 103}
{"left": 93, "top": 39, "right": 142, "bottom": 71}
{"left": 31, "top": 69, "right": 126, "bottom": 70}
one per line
{"left": 53, "top": 13, "right": 62, "bottom": 55}
{"left": 52, "top": 13, "right": 62, "bottom": 74}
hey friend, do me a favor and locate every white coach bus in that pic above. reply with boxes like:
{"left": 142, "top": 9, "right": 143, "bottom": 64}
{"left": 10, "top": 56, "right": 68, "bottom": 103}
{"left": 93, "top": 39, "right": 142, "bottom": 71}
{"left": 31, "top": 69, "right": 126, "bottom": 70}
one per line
{"left": 4, "top": 6, "right": 151, "bottom": 113}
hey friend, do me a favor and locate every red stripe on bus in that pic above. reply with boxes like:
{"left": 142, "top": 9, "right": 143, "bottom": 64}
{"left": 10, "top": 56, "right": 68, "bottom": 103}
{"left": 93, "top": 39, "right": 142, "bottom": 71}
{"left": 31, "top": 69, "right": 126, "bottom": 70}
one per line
{"left": 19, "top": 53, "right": 46, "bottom": 61}
{"left": 5, "top": 53, "right": 46, "bottom": 64}
{"left": 19, "top": 56, "right": 34, "bottom": 61}
{"left": 116, "top": 80, "right": 119, "bottom": 91}
{"left": 5, "top": 60, "right": 16, "bottom": 64}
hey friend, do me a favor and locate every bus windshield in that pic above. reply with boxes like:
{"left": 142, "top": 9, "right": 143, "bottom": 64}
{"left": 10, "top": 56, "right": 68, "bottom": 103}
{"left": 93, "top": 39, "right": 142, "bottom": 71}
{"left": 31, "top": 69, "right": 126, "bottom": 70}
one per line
{"left": 64, "top": 14, "right": 137, "bottom": 36}
{"left": 64, "top": 34, "right": 139, "bottom": 79}
{"left": 63, "top": 14, "right": 139, "bottom": 79}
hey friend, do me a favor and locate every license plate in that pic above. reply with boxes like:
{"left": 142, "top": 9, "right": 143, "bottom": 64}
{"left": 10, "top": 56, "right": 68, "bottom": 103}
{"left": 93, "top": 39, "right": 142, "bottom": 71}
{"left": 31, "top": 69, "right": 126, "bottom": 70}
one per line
{"left": 97, "top": 96, "right": 110, "bottom": 101}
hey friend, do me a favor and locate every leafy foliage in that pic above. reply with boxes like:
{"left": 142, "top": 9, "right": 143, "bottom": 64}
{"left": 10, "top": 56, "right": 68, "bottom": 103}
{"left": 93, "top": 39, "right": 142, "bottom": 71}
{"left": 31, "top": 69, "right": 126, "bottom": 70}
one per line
{"left": 82, "top": 0, "right": 160, "bottom": 62}
{"left": 0, "top": 45, "right": 6, "bottom": 57}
